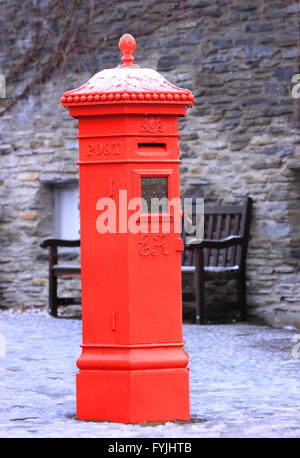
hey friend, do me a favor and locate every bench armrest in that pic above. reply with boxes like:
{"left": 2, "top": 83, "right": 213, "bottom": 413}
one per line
{"left": 187, "top": 235, "right": 243, "bottom": 249}
{"left": 40, "top": 237, "right": 80, "bottom": 249}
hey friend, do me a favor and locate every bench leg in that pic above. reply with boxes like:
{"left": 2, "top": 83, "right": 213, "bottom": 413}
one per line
{"left": 49, "top": 273, "right": 58, "bottom": 317}
{"left": 195, "top": 274, "right": 205, "bottom": 324}
{"left": 237, "top": 273, "right": 247, "bottom": 321}
{"left": 48, "top": 247, "right": 58, "bottom": 317}
{"left": 195, "top": 249, "right": 205, "bottom": 324}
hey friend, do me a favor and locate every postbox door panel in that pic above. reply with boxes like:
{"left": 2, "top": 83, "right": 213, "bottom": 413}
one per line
{"left": 128, "top": 165, "right": 183, "bottom": 343}
{"left": 79, "top": 164, "right": 131, "bottom": 344}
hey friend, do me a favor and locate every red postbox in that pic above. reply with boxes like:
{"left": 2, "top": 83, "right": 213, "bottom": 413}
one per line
{"left": 60, "top": 34, "right": 194, "bottom": 423}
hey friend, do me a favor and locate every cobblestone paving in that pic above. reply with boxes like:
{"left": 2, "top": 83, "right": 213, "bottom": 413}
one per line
{"left": 0, "top": 310, "right": 299, "bottom": 438}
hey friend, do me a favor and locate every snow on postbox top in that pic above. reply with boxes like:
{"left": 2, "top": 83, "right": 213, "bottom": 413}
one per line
{"left": 60, "top": 33, "right": 194, "bottom": 111}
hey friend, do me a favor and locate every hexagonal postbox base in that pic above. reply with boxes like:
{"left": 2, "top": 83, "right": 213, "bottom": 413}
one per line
{"left": 76, "top": 369, "right": 190, "bottom": 423}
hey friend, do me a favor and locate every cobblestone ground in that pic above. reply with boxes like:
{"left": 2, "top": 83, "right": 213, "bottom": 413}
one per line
{"left": 0, "top": 309, "right": 299, "bottom": 438}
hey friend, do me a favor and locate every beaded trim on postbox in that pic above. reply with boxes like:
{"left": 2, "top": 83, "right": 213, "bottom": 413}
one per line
{"left": 61, "top": 92, "right": 194, "bottom": 105}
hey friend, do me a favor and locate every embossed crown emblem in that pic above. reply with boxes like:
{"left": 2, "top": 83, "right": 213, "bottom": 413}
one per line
{"left": 141, "top": 115, "right": 163, "bottom": 134}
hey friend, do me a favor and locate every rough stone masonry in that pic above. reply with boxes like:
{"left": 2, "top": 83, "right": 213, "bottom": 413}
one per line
{"left": 0, "top": 0, "right": 299, "bottom": 326}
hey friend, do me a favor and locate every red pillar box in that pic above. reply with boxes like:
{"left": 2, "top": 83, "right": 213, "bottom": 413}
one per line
{"left": 60, "top": 34, "right": 194, "bottom": 423}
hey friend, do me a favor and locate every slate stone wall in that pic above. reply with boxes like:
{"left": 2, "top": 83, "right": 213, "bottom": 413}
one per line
{"left": 0, "top": 0, "right": 299, "bottom": 325}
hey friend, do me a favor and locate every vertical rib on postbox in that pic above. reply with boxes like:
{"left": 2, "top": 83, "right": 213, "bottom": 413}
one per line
{"left": 61, "top": 34, "right": 194, "bottom": 423}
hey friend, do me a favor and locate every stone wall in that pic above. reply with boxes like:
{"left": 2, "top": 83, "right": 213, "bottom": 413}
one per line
{"left": 0, "top": 0, "right": 299, "bottom": 326}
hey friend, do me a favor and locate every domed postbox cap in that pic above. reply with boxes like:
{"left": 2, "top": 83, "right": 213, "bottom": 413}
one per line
{"left": 61, "top": 34, "right": 194, "bottom": 108}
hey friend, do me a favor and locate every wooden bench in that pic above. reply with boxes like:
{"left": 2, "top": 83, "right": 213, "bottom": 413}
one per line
{"left": 181, "top": 197, "right": 252, "bottom": 324}
{"left": 41, "top": 197, "right": 252, "bottom": 320}
{"left": 40, "top": 238, "right": 81, "bottom": 317}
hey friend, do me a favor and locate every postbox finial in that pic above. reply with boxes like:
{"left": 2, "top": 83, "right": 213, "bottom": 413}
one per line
{"left": 118, "top": 33, "right": 139, "bottom": 68}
